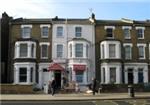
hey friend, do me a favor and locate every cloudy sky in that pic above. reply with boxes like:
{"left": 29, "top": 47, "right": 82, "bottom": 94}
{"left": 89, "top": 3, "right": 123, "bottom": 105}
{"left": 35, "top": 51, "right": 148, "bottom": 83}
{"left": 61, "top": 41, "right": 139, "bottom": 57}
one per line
{"left": 0, "top": 0, "right": 150, "bottom": 20}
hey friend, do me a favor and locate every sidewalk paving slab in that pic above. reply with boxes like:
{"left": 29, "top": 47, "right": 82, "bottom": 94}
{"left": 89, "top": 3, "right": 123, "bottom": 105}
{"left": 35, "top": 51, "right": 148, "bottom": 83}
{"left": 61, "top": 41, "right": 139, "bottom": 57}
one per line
{"left": 1, "top": 92, "right": 150, "bottom": 101}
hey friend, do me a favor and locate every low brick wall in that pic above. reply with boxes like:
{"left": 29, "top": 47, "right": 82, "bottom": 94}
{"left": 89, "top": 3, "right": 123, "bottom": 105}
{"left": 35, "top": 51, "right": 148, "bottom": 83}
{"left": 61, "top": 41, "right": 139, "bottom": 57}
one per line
{"left": 0, "top": 84, "right": 34, "bottom": 94}
{"left": 101, "top": 84, "right": 150, "bottom": 93}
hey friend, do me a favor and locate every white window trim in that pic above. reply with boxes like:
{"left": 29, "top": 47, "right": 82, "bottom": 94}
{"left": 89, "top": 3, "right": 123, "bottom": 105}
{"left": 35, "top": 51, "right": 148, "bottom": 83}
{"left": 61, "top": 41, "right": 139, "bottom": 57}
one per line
{"left": 40, "top": 24, "right": 51, "bottom": 28}
{"left": 21, "top": 25, "right": 32, "bottom": 28}
{"left": 123, "top": 43, "right": 133, "bottom": 47}
{"left": 104, "top": 26, "right": 115, "bottom": 30}
{"left": 123, "top": 44, "right": 132, "bottom": 60}
{"left": 75, "top": 26, "right": 82, "bottom": 37}
{"left": 122, "top": 26, "right": 132, "bottom": 30}
{"left": 137, "top": 43, "right": 146, "bottom": 59}
{"left": 56, "top": 44, "right": 64, "bottom": 58}
{"left": 40, "top": 42, "right": 50, "bottom": 59}
{"left": 56, "top": 26, "right": 64, "bottom": 38}
{"left": 136, "top": 27, "right": 145, "bottom": 39}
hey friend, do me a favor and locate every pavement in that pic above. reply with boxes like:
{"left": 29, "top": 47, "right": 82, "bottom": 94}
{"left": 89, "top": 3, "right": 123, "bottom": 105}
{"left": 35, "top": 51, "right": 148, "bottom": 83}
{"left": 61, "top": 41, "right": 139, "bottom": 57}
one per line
{"left": 1, "top": 92, "right": 150, "bottom": 101}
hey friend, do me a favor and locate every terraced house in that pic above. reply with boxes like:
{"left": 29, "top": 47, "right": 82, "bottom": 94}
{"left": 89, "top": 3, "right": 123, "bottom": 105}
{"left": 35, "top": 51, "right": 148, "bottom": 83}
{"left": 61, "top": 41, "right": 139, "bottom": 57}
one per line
{"left": 95, "top": 19, "right": 150, "bottom": 84}
{"left": 8, "top": 14, "right": 150, "bottom": 91}
{"left": 9, "top": 18, "right": 52, "bottom": 88}
{"left": 9, "top": 14, "right": 95, "bottom": 90}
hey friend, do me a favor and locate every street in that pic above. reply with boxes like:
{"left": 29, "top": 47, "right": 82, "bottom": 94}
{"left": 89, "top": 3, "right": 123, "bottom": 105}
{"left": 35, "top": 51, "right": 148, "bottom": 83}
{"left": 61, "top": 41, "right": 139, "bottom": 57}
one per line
{"left": 1, "top": 100, "right": 150, "bottom": 105}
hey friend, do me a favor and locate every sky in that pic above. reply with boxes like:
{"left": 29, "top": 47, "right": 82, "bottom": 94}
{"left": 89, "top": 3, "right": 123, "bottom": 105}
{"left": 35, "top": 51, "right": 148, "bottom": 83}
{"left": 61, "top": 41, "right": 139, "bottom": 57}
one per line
{"left": 0, "top": 0, "right": 150, "bottom": 20}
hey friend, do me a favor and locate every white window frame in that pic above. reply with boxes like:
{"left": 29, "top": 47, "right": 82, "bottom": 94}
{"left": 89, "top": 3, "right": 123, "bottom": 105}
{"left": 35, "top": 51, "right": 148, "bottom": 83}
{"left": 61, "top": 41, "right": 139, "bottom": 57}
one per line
{"left": 123, "top": 43, "right": 133, "bottom": 60}
{"left": 104, "top": 26, "right": 115, "bottom": 38}
{"left": 137, "top": 43, "right": 146, "bottom": 59}
{"left": 136, "top": 27, "right": 145, "bottom": 39}
{"left": 56, "top": 44, "right": 63, "bottom": 58}
{"left": 75, "top": 43, "right": 83, "bottom": 57}
{"left": 19, "top": 43, "right": 28, "bottom": 58}
{"left": 122, "top": 26, "right": 132, "bottom": 39}
{"left": 40, "top": 42, "right": 50, "bottom": 59}
{"left": 40, "top": 25, "right": 50, "bottom": 38}
{"left": 109, "top": 44, "right": 116, "bottom": 58}
{"left": 21, "top": 25, "right": 32, "bottom": 39}
{"left": 56, "top": 26, "right": 63, "bottom": 37}
{"left": 75, "top": 27, "right": 82, "bottom": 37}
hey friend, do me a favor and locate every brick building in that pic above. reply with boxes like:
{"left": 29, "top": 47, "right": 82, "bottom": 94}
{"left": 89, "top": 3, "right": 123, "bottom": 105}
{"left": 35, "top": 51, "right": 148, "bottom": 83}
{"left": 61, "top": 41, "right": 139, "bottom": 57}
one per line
{"left": 95, "top": 19, "right": 150, "bottom": 84}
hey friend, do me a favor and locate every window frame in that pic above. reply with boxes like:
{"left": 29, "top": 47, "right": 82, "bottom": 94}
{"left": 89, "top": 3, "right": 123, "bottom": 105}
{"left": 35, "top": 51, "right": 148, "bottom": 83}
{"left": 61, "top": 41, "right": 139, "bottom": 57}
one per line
{"left": 56, "top": 44, "right": 63, "bottom": 58}
{"left": 75, "top": 27, "right": 82, "bottom": 37}
{"left": 109, "top": 44, "right": 116, "bottom": 58}
{"left": 41, "top": 26, "right": 49, "bottom": 38}
{"left": 56, "top": 26, "right": 63, "bottom": 37}
{"left": 75, "top": 43, "right": 83, "bottom": 57}
{"left": 19, "top": 43, "right": 28, "bottom": 58}
{"left": 41, "top": 44, "right": 48, "bottom": 59}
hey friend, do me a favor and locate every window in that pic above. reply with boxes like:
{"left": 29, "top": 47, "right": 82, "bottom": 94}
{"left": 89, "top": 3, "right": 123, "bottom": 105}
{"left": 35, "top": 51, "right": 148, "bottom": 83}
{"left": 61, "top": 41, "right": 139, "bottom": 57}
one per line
{"left": 138, "top": 68, "right": 143, "bottom": 83}
{"left": 75, "top": 44, "right": 83, "bottom": 57}
{"left": 75, "top": 27, "right": 82, "bottom": 37}
{"left": 41, "top": 27, "right": 49, "bottom": 38}
{"left": 106, "top": 28, "right": 113, "bottom": 38}
{"left": 30, "top": 68, "right": 33, "bottom": 82}
{"left": 124, "top": 28, "right": 130, "bottom": 39}
{"left": 31, "top": 44, "right": 34, "bottom": 57}
{"left": 70, "top": 44, "right": 72, "bottom": 57}
{"left": 101, "top": 44, "right": 105, "bottom": 59}
{"left": 86, "top": 44, "right": 88, "bottom": 57}
{"left": 110, "top": 68, "right": 116, "bottom": 83}
{"left": 57, "top": 26, "right": 63, "bottom": 37}
{"left": 102, "top": 68, "right": 105, "bottom": 83}
{"left": 57, "top": 44, "right": 63, "bottom": 58}
{"left": 124, "top": 45, "right": 132, "bottom": 59}
{"left": 22, "top": 27, "right": 31, "bottom": 38}
{"left": 19, "top": 68, "right": 27, "bottom": 82}
{"left": 41, "top": 45, "right": 48, "bottom": 58}
{"left": 43, "top": 68, "right": 48, "bottom": 72}
{"left": 138, "top": 46, "right": 145, "bottom": 59}
{"left": 109, "top": 44, "right": 116, "bottom": 58}
{"left": 137, "top": 29, "right": 144, "bottom": 39}
{"left": 20, "top": 44, "right": 28, "bottom": 57}
{"left": 76, "top": 71, "right": 83, "bottom": 83}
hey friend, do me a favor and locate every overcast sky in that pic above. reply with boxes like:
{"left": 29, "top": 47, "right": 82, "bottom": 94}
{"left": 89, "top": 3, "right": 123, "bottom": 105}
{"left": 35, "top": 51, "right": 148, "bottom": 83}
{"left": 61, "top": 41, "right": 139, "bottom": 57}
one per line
{"left": 0, "top": 0, "right": 150, "bottom": 20}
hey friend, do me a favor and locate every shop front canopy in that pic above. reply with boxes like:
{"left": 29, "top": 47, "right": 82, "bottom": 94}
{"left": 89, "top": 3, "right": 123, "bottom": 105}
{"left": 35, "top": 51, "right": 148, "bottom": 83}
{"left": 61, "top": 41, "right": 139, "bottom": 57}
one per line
{"left": 48, "top": 63, "right": 64, "bottom": 71}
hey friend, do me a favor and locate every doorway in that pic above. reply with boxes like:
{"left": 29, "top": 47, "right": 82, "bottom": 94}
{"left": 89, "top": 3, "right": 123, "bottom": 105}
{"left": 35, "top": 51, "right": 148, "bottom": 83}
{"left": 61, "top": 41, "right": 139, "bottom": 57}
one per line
{"left": 54, "top": 71, "right": 61, "bottom": 89}
{"left": 128, "top": 69, "right": 133, "bottom": 84}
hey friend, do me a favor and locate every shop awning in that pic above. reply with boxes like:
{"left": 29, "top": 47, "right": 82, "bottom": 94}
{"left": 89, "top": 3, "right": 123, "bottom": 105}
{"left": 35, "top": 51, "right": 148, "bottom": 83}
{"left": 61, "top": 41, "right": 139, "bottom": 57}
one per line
{"left": 73, "top": 65, "right": 86, "bottom": 71}
{"left": 48, "top": 63, "right": 64, "bottom": 71}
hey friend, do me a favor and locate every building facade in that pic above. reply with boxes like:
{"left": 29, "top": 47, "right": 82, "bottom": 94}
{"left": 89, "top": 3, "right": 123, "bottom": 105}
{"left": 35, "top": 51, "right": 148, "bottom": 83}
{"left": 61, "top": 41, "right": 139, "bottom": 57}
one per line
{"left": 95, "top": 19, "right": 150, "bottom": 84}
{"left": 51, "top": 18, "right": 95, "bottom": 90}
{"left": 9, "top": 18, "right": 52, "bottom": 88}
{"left": 7, "top": 14, "right": 150, "bottom": 91}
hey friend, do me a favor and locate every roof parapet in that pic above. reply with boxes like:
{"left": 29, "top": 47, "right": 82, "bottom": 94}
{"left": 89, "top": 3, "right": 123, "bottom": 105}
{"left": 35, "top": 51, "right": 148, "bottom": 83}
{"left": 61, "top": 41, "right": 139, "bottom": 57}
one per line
{"left": 121, "top": 18, "right": 133, "bottom": 24}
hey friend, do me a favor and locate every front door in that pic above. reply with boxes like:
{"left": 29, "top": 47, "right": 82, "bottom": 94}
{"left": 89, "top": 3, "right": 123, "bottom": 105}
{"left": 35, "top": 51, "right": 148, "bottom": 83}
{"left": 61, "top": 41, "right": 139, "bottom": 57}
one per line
{"left": 54, "top": 71, "right": 61, "bottom": 89}
{"left": 128, "top": 69, "right": 133, "bottom": 84}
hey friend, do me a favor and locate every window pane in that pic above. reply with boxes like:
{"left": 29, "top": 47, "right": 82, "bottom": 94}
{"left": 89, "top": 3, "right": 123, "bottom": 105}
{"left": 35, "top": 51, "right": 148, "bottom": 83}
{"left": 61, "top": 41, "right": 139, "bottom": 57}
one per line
{"left": 137, "top": 29, "right": 144, "bottom": 38}
{"left": 109, "top": 44, "right": 115, "bottom": 58}
{"left": 20, "top": 44, "right": 28, "bottom": 57}
{"left": 76, "top": 71, "right": 83, "bottom": 83}
{"left": 57, "top": 26, "right": 63, "bottom": 37}
{"left": 124, "top": 28, "right": 130, "bottom": 39}
{"left": 22, "top": 27, "right": 31, "bottom": 38}
{"left": 70, "top": 44, "right": 72, "bottom": 57}
{"left": 57, "top": 44, "right": 63, "bottom": 58}
{"left": 75, "top": 27, "right": 82, "bottom": 37}
{"left": 41, "top": 45, "right": 48, "bottom": 58}
{"left": 106, "top": 28, "right": 113, "bottom": 37}
{"left": 138, "top": 46, "right": 144, "bottom": 58}
{"left": 19, "top": 68, "right": 27, "bottom": 82}
{"left": 125, "top": 46, "right": 131, "bottom": 59}
{"left": 110, "top": 68, "right": 116, "bottom": 83}
{"left": 31, "top": 44, "right": 34, "bottom": 57}
{"left": 86, "top": 44, "right": 88, "bottom": 57}
{"left": 75, "top": 44, "right": 83, "bottom": 57}
{"left": 42, "top": 27, "right": 48, "bottom": 37}
{"left": 101, "top": 44, "right": 105, "bottom": 59}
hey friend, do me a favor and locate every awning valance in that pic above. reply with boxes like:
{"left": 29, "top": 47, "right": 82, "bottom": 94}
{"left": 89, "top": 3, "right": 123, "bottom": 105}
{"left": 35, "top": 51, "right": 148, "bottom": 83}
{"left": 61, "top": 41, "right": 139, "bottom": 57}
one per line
{"left": 73, "top": 65, "right": 86, "bottom": 71}
{"left": 48, "top": 63, "right": 64, "bottom": 71}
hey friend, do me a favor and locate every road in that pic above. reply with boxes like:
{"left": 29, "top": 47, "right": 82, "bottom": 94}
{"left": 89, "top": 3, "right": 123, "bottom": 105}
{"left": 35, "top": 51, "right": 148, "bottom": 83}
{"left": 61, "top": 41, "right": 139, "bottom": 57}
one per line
{"left": 1, "top": 100, "right": 150, "bottom": 105}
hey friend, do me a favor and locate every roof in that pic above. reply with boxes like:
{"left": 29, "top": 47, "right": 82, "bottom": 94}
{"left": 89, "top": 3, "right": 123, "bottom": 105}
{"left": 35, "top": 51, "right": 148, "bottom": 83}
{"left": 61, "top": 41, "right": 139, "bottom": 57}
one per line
{"left": 48, "top": 63, "right": 64, "bottom": 71}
